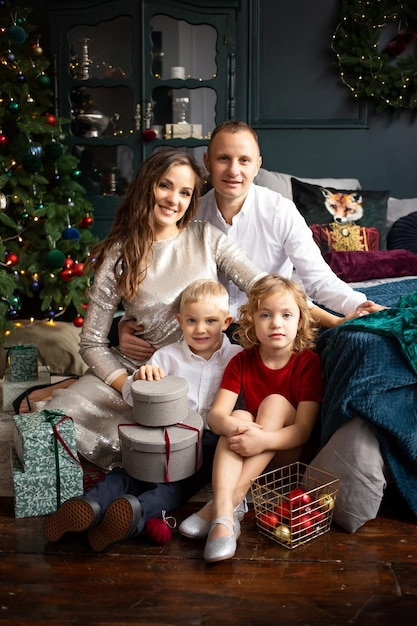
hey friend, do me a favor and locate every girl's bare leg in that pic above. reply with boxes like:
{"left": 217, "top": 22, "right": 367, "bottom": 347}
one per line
{"left": 232, "top": 395, "right": 296, "bottom": 509}
{"left": 190, "top": 411, "right": 254, "bottom": 525}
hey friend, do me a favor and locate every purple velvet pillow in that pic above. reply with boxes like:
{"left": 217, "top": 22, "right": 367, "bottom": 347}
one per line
{"left": 324, "top": 249, "right": 417, "bottom": 282}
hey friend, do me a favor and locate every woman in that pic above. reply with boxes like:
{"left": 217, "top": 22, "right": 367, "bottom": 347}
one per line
{"left": 43, "top": 149, "right": 264, "bottom": 470}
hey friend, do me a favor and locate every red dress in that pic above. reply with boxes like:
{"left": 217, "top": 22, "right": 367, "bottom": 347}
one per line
{"left": 220, "top": 347, "right": 323, "bottom": 416}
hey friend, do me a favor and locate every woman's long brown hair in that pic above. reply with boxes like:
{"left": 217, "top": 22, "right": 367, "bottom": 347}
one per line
{"left": 84, "top": 149, "right": 205, "bottom": 300}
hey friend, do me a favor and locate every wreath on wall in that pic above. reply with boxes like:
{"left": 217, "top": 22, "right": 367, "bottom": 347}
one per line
{"left": 331, "top": 0, "right": 417, "bottom": 113}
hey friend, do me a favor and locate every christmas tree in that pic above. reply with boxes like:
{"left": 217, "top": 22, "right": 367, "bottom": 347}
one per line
{"left": 0, "top": 1, "right": 97, "bottom": 338}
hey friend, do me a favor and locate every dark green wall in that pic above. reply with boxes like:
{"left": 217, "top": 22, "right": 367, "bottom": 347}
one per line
{"left": 235, "top": 0, "right": 416, "bottom": 199}
{"left": 24, "top": 0, "right": 417, "bottom": 199}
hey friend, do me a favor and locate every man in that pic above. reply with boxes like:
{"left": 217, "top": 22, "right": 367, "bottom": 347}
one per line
{"left": 118, "top": 120, "right": 382, "bottom": 361}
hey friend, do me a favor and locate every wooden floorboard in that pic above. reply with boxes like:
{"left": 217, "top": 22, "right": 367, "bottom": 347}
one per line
{"left": 1, "top": 496, "right": 417, "bottom": 625}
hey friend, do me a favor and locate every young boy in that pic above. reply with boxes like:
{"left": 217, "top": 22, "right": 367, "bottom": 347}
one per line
{"left": 44, "top": 279, "right": 246, "bottom": 551}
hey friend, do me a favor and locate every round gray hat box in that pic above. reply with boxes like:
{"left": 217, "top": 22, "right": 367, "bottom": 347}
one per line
{"left": 119, "top": 409, "right": 204, "bottom": 483}
{"left": 131, "top": 376, "right": 189, "bottom": 427}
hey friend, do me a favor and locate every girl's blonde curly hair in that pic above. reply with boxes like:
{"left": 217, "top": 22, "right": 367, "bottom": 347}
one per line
{"left": 235, "top": 274, "right": 319, "bottom": 352}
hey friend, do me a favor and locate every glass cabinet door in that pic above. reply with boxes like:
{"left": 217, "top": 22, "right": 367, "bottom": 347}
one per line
{"left": 67, "top": 14, "right": 137, "bottom": 201}
{"left": 47, "top": 0, "right": 238, "bottom": 238}
{"left": 143, "top": 3, "right": 237, "bottom": 161}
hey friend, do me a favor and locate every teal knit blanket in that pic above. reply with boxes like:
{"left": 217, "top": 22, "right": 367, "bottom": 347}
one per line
{"left": 318, "top": 289, "right": 417, "bottom": 516}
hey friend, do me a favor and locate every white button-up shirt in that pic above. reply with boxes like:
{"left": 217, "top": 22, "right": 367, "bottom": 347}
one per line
{"left": 122, "top": 334, "right": 242, "bottom": 428}
{"left": 197, "top": 184, "right": 366, "bottom": 319}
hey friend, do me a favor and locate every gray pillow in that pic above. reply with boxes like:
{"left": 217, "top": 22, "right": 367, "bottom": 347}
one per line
{"left": 310, "top": 417, "right": 387, "bottom": 533}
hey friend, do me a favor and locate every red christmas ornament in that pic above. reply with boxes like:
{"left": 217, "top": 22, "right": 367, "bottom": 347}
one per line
{"left": 64, "top": 257, "right": 74, "bottom": 269}
{"left": 259, "top": 511, "right": 279, "bottom": 530}
{"left": 46, "top": 113, "right": 56, "bottom": 126}
{"left": 82, "top": 302, "right": 89, "bottom": 312}
{"left": 386, "top": 38, "right": 407, "bottom": 57}
{"left": 0, "top": 133, "right": 8, "bottom": 147}
{"left": 292, "top": 513, "right": 314, "bottom": 533}
{"left": 5, "top": 252, "right": 19, "bottom": 266}
{"left": 397, "top": 28, "right": 417, "bottom": 45}
{"left": 73, "top": 315, "right": 84, "bottom": 328}
{"left": 145, "top": 512, "right": 175, "bottom": 544}
{"left": 142, "top": 129, "right": 157, "bottom": 142}
{"left": 60, "top": 268, "right": 73, "bottom": 281}
{"left": 275, "top": 501, "right": 291, "bottom": 523}
{"left": 79, "top": 215, "right": 93, "bottom": 228}
{"left": 72, "top": 262, "right": 85, "bottom": 276}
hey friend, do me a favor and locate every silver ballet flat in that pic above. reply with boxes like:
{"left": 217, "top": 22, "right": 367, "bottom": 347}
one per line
{"left": 203, "top": 516, "right": 241, "bottom": 563}
{"left": 179, "top": 498, "right": 248, "bottom": 540}
{"left": 178, "top": 512, "right": 211, "bottom": 539}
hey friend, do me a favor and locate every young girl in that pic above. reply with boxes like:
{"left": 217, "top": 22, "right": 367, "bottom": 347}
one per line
{"left": 42, "top": 149, "right": 264, "bottom": 472}
{"left": 179, "top": 274, "right": 323, "bottom": 562}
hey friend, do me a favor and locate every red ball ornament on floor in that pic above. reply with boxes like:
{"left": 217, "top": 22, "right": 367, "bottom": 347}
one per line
{"left": 145, "top": 517, "right": 172, "bottom": 544}
{"left": 73, "top": 315, "right": 84, "bottom": 328}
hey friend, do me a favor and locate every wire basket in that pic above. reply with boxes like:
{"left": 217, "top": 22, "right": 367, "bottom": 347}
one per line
{"left": 250, "top": 462, "right": 339, "bottom": 549}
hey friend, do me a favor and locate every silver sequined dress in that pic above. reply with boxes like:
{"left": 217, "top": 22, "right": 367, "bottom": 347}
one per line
{"left": 44, "top": 221, "right": 264, "bottom": 470}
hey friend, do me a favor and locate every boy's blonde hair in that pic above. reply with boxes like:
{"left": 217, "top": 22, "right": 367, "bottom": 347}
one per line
{"left": 236, "top": 274, "right": 319, "bottom": 352}
{"left": 179, "top": 279, "right": 230, "bottom": 316}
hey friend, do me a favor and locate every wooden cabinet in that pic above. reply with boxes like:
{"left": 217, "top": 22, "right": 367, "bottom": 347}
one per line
{"left": 46, "top": 0, "right": 238, "bottom": 238}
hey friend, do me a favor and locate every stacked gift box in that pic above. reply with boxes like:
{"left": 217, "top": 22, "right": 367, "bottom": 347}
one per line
{"left": 2, "top": 343, "right": 50, "bottom": 412}
{"left": 12, "top": 409, "right": 84, "bottom": 518}
{"left": 0, "top": 412, "right": 13, "bottom": 496}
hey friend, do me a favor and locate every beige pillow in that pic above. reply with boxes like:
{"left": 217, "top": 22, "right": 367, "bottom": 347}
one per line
{"left": 311, "top": 417, "right": 387, "bottom": 533}
{"left": 1, "top": 321, "right": 88, "bottom": 377}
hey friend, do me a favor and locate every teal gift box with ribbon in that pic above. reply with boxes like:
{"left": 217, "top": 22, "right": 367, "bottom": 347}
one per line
{"left": 12, "top": 409, "right": 84, "bottom": 518}
{"left": 7, "top": 343, "right": 39, "bottom": 382}
{"left": 13, "top": 409, "right": 79, "bottom": 473}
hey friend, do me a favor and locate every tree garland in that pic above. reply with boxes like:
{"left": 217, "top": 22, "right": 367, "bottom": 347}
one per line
{"left": 331, "top": 0, "right": 417, "bottom": 113}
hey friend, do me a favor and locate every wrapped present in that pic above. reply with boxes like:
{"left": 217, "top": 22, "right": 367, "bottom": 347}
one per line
{"left": 7, "top": 343, "right": 39, "bottom": 382}
{"left": 0, "top": 413, "right": 14, "bottom": 496}
{"left": 131, "top": 376, "right": 189, "bottom": 427}
{"left": 2, "top": 365, "right": 50, "bottom": 412}
{"left": 12, "top": 448, "right": 84, "bottom": 518}
{"left": 13, "top": 409, "right": 80, "bottom": 474}
{"left": 119, "top": 409, "right": 203, "bottom": 483}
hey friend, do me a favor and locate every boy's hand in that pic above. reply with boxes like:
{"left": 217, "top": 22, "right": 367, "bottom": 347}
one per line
{"left": 134, "top": 365, "right": 165, "bottom": 381}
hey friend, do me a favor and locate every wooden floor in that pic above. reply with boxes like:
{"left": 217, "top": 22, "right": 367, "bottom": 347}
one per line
{"left": 1, "top": 492, "right": 417, "bottom": 626}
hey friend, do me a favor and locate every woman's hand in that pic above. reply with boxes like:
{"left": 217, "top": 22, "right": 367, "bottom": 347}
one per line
{"left": 118, "top": 319, "right": 156, "bottom": 361}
